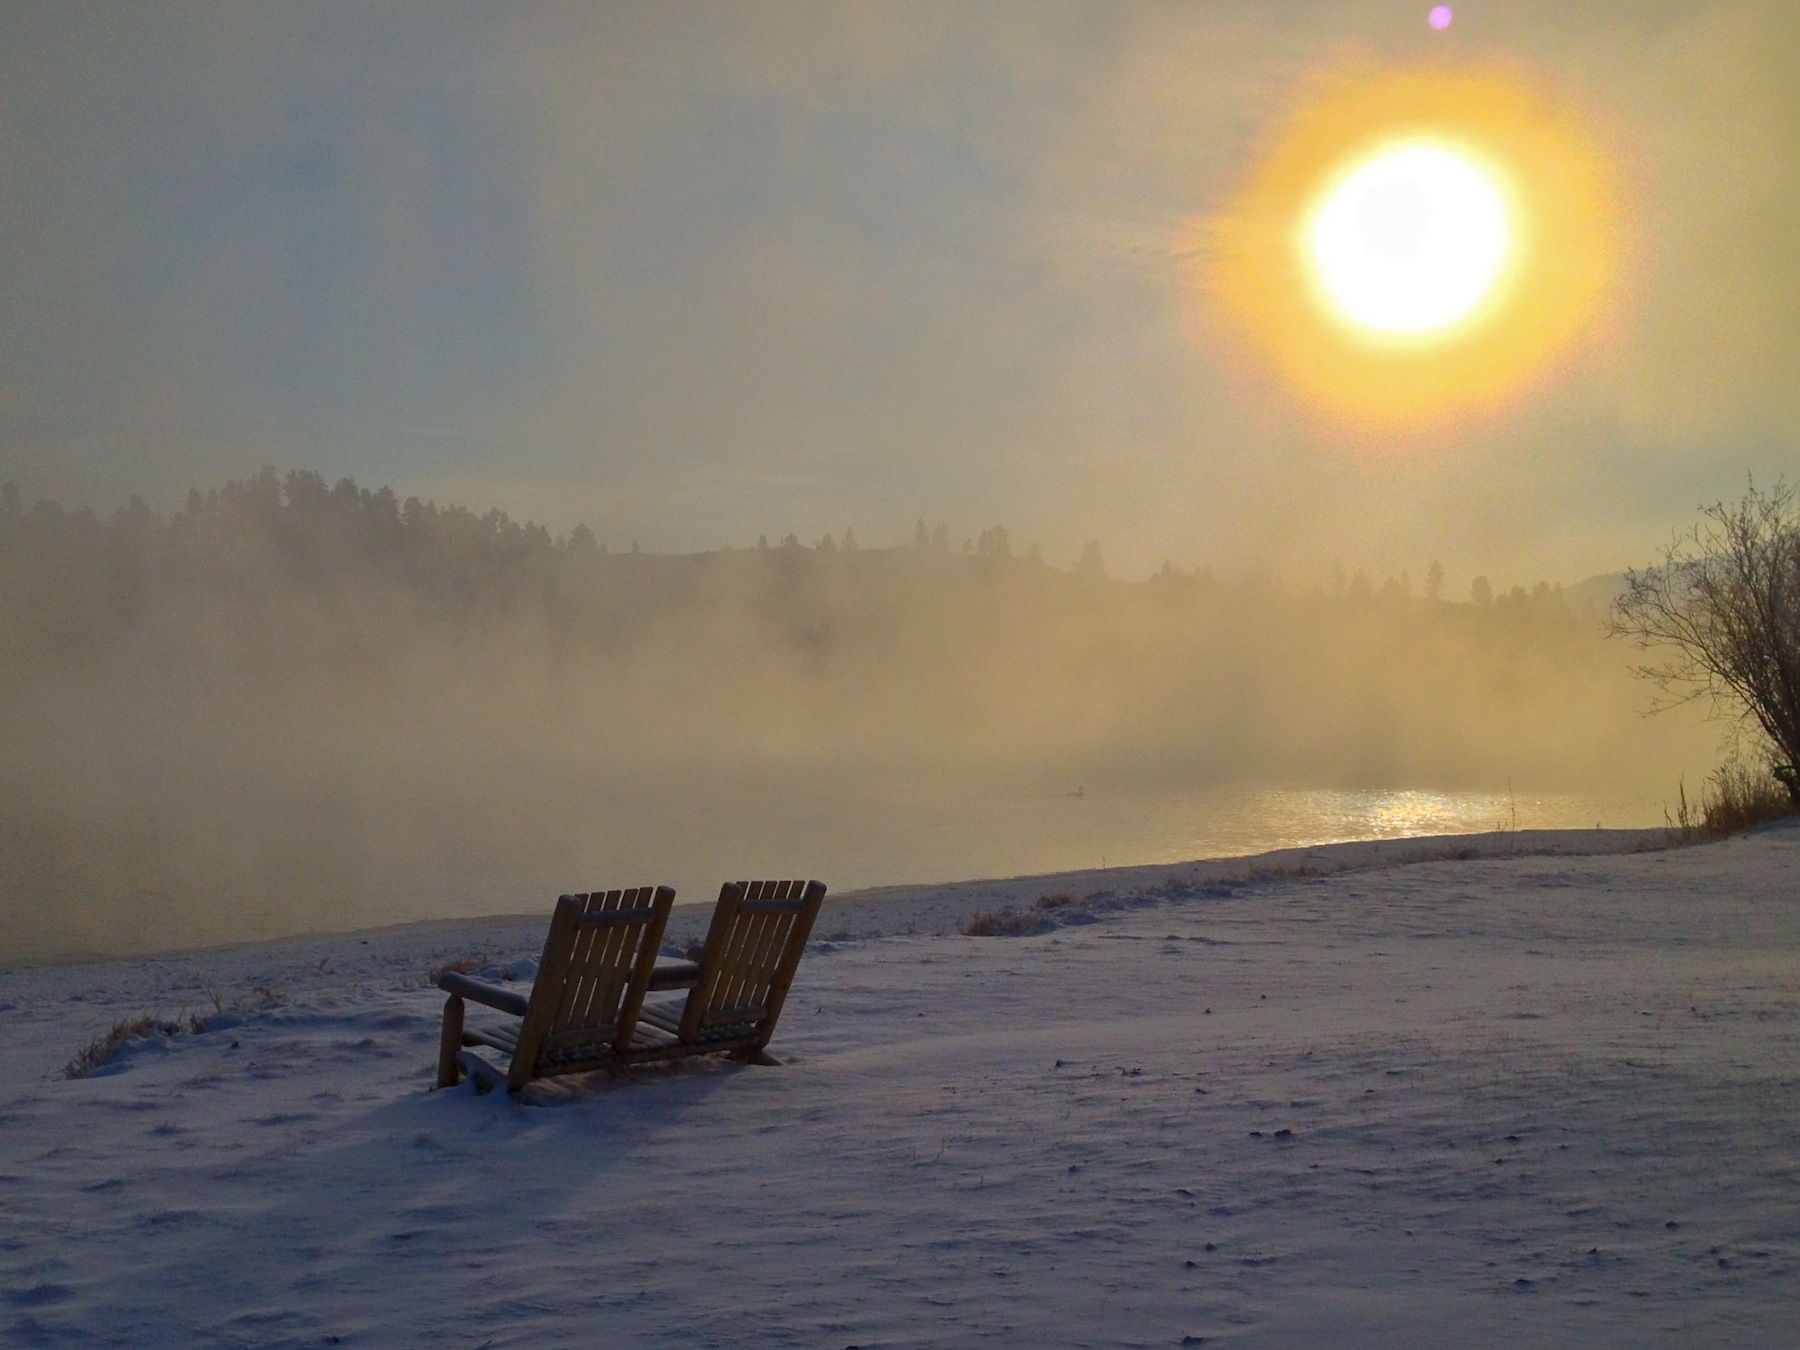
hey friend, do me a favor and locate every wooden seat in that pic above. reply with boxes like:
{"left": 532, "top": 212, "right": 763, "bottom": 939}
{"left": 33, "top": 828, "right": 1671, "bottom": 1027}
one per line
{"left": 435, "top": 885, "right": 675, "bottom": 1095}
{"left": 631, "top": 879, "right": 827, "bottom": 1066}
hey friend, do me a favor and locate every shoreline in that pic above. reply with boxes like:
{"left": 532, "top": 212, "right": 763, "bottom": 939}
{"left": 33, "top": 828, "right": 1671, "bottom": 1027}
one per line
{"left": 803, "top": 824, "right": 1676, "bottom": 944}
{"left": 1, "top": 823, "right": 1678, "bottom": 975}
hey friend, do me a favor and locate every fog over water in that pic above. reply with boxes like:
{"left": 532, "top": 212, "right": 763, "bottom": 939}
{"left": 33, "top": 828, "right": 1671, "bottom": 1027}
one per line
{"left": 0, "top": 473, "right": 1711, "bottom": 962}
{"left": 2, "top": 4, "right": 1792, "bottom": 968}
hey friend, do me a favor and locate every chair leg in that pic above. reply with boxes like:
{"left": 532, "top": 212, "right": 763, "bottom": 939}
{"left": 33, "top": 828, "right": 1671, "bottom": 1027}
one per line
{"left": 456, "top": 1048, "right": 504, "bottom": 1096}
{"left": 435, "top": 994, "right": 465, "bottom": 1089}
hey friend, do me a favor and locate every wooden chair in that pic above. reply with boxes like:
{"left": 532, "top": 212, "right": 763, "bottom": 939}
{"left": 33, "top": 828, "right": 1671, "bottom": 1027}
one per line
{"left": 631, "top": 878, "right": 827, "bottom": 1066}
{"left": 435, "top": 885, "right": 675, "bottom": 1095}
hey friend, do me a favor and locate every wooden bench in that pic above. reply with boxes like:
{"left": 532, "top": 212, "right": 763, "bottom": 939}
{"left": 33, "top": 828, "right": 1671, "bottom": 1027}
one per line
{"left": 435, "top": 878, "right": 827, "bottom": 1095}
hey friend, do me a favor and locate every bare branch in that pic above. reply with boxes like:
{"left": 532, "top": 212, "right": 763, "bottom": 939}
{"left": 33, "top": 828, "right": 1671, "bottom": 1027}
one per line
{"left": 1607, "top": 478, "right": 1800, "bottom": 804}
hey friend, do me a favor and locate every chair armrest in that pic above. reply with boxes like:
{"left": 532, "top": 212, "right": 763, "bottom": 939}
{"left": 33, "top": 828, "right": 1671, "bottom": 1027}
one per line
{"left": 649, "top": 960, "right": 702, "bottom": 991}
{"left": 437, "top": 970, "right": 530, "bottom": 1017}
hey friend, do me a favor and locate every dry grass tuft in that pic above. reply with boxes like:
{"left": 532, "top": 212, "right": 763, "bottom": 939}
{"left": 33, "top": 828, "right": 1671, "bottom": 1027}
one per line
{"left": 963, "top": 908, "right": 1040, "bottom": 937}
{"left": 62, "top": 986, "right": 287, "bottom": 1079}
{"left": 965, "top": 893, "right": 1085, "bottom": 936}
{"left": 425, "top": 956, "right": 487, "bottom": 986}
{"left": 1699, "top": 758, "right": 1798, "bottom": 836}
{"left": 63, "top": 1013, "right": 202, "bottom": 1079}
{"left": 1666, "top": 757, "right": 1799, "bottom": 841}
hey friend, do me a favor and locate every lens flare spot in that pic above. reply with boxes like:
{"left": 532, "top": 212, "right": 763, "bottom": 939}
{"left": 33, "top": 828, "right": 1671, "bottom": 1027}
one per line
{"left": 1429, "top": 6, "right": 1454, "bottom": 31}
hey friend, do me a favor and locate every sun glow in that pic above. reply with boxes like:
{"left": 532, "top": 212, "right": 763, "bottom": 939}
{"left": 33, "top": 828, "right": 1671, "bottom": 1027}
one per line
{"left": 1304, "top": 141, "right": 1514, "bottom": 338}
{"left": 1200, "top": 65, "right": 1624, "bottom": 431}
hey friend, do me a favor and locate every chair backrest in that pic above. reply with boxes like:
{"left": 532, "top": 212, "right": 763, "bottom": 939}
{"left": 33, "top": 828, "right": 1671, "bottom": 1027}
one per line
{"left": 680, "top": 879, "right": 826, "bottom": 1050}
{"left": 512, "top": 885, "right": 675, "bottom": 1087}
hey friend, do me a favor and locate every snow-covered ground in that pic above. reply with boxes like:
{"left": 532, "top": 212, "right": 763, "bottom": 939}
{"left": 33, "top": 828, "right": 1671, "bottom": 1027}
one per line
{"left": 3, "top": 824, "right": 1798, "bottom": 1347}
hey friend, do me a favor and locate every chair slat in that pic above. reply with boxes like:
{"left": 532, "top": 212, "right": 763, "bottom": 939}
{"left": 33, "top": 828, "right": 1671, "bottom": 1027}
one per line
{"left": 575, "top": 906, "right": 658, "bottom": 928}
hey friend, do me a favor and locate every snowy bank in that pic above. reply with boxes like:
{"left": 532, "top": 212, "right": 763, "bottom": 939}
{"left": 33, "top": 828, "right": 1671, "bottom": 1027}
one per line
{"left": 2, "top": 824, "right": 1798, "bottom": 1347}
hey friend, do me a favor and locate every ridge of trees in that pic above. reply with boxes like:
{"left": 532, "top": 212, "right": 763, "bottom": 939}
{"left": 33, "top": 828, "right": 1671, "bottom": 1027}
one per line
{"left": 0, "top": 468, "right": 1592, "bottom": 675}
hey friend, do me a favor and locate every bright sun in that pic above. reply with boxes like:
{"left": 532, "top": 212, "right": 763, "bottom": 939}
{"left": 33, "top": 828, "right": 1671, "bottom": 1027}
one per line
{"left": 1199, "top": 65, "right": 1623, "bottom": 431}
{"left": 1304, "top": 141, "right": 1514, "bottom": 338}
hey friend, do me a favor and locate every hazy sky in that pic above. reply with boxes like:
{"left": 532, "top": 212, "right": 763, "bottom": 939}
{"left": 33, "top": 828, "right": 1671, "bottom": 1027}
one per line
{"left": 1, "top": 1, "right": 1795, "bottom": 584}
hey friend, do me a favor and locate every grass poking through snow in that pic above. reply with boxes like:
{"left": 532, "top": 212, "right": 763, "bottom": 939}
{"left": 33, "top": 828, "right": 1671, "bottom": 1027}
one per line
{"left": 424, "top": 956, "right": 487, "bottom": 986}
{"left": 62, "top": 1014, "right": 204, "bottom": 1079}
{"left": 1665, "top": 757, "right": 1799, "bottom": 842}
{"left": 963, "top": 892, "right": 1081, "bottom": 937}
{"left": 61, "top": 987, "right": 286, "bottom": 1079}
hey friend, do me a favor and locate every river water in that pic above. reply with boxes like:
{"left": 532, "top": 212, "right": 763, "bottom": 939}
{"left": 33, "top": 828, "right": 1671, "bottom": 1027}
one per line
{"left": 7, "top": 778, "right": 1677, "bottom": 963}
{"left": 797, "top": 782, "right": 1670, "bottom": 892}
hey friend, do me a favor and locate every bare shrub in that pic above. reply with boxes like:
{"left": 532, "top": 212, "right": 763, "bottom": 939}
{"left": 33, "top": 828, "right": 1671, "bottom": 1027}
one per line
{"left": 1034, "top": 893, "right": 1077, "bottom": 911}
{"left": 1609, "top": 478, "right": 1800, "bottom": 804}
